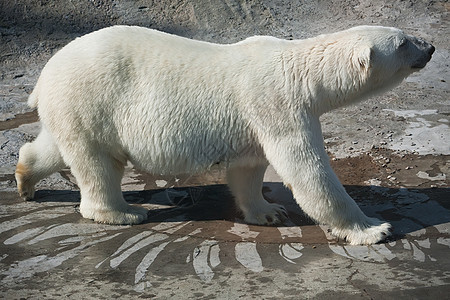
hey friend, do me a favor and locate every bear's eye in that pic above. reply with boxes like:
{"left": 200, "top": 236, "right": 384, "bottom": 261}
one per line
{"left": 398, "top": 38, "right": 408, "bottom": 48}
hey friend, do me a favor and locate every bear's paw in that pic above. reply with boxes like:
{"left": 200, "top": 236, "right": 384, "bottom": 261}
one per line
{"left": 332, "top": 217, "right": 391, "bottom": 245}
{"left": 244, "top": 202, "right": 288, "bottom": 226}
{"left": 80, "top": 204, "right": 148, "bottom": 225}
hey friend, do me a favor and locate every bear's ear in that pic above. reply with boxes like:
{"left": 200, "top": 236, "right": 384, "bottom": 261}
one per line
{"left": 355, "top": 46, "right": 372, "bottom": 70}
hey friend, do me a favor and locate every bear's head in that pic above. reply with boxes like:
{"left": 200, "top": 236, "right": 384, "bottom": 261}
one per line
{"left": 312, "top": 26, "right": 434, "bottom": 114}
{"left": 350, "top": 26, "right": 434, "bottom": 89}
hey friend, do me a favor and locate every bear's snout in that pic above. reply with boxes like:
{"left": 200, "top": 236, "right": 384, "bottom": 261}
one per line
{"left": 410, "top": 37, "right": 434, "bottom": 69}
{"left": 418, "top": 38, "right": 435, "bottom": 57}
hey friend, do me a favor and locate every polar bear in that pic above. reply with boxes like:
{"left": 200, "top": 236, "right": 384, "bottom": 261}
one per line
{"left": 16, "top": 25, "right": 434, "bottom": 245}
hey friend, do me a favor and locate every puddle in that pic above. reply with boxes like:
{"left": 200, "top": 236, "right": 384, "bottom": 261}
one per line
{"left": 0, "top": 111, "right": 39, "bottom": 131}
{"left": 383, "top": 109, "right": 450, "bottom": 155}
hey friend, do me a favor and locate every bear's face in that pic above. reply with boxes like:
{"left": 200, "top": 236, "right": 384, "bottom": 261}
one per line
{"left": 353, "top": 26, "right": 435, "bottom": 88}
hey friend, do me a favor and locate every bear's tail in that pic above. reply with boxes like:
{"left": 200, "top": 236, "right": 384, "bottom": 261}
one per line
{"left": 27, "top": 77, "right": 43, "bottom": 109}
{"left": 27, "top": 90, "right": 39, "bottom": 109}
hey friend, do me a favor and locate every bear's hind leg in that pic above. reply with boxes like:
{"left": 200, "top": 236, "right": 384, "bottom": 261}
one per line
{"left": 69, "top": 150, "right": 148, "bottom": 225}
{"left": 227, "top": 163, "right": 288, "bottom": 225}
{"left": 16, "top": 127, "right": 66, "bottom": 200}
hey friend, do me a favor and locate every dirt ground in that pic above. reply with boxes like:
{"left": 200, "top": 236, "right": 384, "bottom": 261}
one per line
{"left": 0, "top": 0, "right": 449, "bottom": 299}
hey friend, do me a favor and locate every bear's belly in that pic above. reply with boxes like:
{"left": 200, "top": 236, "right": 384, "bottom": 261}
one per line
{"left": 122, "top": 131, "right": 262, "bottom": 175}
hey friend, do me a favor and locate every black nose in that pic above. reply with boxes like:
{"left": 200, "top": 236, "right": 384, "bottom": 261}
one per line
{"left": 429, "top": 45, "right": 435, "bottom": 55}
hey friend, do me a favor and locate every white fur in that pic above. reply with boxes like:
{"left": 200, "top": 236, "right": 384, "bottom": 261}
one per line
{"left": 16, "top": 25, "right": 433, "bottom": 244}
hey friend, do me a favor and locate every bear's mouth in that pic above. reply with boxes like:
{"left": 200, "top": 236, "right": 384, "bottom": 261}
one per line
{"left": 411, "top": 45, "right": 435, "bottom": 69}
{"left": 411, "top": 54, "right": 434, "bottom": 69}
{"left": 411, "top": 62, "right": 427, "bottom": 69}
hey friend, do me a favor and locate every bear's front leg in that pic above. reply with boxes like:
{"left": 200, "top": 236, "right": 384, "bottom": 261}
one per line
{"left": 260, "top": 118, "right": 391, "bottom": 245}
{"left": 227, "top": 162, "right": 288, "bottom": 225}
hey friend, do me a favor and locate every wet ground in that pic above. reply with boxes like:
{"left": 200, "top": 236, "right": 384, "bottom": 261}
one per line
{"left": 1, "top": 111, "right": 449, "bottom": 298}
{"left": 1, "top": 0, "right": 449, "bottom": 299}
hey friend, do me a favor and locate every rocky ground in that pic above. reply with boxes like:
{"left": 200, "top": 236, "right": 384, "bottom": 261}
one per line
{"left": 0, "top": 0, "right": 449, "bottom": 299}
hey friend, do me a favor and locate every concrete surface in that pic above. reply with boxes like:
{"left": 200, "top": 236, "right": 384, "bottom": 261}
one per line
{"left": 1, "top": 0, "right": 449, "bottom": 299}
